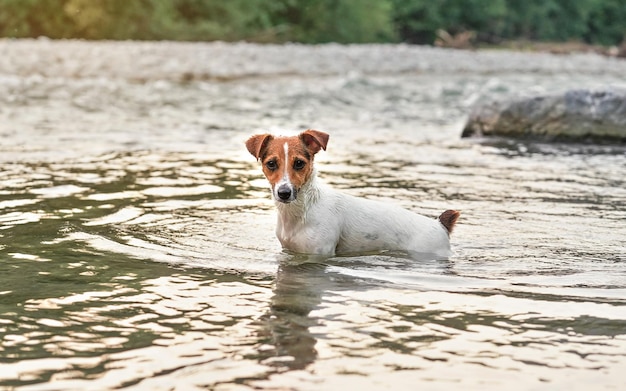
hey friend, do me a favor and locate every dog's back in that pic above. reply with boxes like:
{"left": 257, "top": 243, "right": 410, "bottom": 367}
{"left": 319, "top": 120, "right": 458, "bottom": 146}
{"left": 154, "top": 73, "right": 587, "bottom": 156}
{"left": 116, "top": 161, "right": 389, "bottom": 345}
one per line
{"left": 309, "top": 187, "right": 454, "bottom": 257}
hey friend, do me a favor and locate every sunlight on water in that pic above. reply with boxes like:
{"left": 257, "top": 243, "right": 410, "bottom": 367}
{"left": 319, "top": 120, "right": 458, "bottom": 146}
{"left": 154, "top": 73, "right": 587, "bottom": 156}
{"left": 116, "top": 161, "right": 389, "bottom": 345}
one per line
{"left": 1, "top": 42, "right": 625, "bottom": 390}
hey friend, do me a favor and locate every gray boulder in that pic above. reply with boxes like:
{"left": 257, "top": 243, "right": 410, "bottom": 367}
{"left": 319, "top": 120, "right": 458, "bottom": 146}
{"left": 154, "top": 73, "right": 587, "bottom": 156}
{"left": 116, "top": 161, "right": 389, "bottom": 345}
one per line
{"left": 461, "top": 90, "right": 626, "bottom": 142}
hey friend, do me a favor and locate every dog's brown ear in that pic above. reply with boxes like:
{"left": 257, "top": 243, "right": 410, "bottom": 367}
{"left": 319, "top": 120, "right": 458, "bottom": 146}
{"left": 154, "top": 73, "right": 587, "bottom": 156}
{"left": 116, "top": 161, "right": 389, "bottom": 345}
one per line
{"left": 300, "top": 129, "right": 329, "bottom": 155}
{"left": 246, "top": 134, "right": 272, "bottom": 160}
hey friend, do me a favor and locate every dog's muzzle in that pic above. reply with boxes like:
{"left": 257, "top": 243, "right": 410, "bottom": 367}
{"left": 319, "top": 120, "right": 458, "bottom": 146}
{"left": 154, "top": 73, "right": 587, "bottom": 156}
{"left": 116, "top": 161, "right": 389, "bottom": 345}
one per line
{"left": 275, "top": 183, "right": 297, "bottom": 203}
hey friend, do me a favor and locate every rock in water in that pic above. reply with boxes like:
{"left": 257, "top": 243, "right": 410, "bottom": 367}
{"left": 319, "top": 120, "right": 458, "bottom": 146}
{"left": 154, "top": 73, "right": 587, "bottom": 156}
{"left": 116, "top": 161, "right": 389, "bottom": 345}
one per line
{"left": 461, "top": 90, "right": 626, "bottom": 142}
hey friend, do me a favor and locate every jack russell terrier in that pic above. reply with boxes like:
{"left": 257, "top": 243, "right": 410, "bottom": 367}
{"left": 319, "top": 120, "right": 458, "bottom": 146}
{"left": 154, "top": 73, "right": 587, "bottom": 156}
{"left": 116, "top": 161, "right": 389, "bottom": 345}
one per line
{"left": 246, "top": 129, "right": 459, "bottom": 258}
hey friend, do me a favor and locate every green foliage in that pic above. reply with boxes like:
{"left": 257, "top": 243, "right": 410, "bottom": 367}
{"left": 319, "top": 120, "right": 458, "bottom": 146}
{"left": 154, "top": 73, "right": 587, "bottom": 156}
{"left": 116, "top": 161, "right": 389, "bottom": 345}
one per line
{"left": 585, "top": 0, "right": 626, "bottom": 45}
{"left": 272, "top": 0, "right": 395, "bottom": 43}
{"left": 63, "top": 0, "right": 155, "bottom": 40}
{"left": 500, "top": 0, "right": 597, "bottom": 42}
{"left": 391, "top": 0, "right": 507, "bottom": 43}
{"left": 0, "top": 0, "right": 623, "bottom": 45}
{"left": 0, "top": 0, "right": 282, "bottom": 41}
{"left": 158, "top": 0, "right": 282, "bottom": 41}
{"left": 392, "top": 0, "right": 626, "bottom": 45}
{"left": 0, "top": 0, "right": 74, "bottom": 38}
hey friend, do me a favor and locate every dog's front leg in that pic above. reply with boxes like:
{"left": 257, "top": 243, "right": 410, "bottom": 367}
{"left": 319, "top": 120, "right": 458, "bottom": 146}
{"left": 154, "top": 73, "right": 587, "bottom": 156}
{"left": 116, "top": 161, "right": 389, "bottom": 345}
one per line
{"left": 277, "top": 224, "right": 339, "bottom": 256}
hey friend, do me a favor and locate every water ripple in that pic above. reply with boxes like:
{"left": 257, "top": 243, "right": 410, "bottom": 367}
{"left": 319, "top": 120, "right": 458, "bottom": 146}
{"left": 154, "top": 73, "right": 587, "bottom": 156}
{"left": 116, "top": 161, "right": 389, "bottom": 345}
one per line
{"left": 1, "top": 51, "right": 625, "bottom": 389}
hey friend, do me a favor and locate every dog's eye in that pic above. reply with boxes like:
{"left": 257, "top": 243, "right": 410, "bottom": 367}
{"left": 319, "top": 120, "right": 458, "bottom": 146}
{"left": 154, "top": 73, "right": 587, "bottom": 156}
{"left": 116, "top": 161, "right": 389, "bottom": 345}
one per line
{"left": 293, "top": 159, "right": 306, "bottom": 170}
{"left": 265, "top": 160, "right": 278, "bottom": 171}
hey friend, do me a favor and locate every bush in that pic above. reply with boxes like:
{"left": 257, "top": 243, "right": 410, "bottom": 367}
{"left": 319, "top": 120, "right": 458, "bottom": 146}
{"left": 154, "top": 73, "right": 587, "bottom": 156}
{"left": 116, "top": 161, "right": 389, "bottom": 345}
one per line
{"left": 271, "top": 0, "right": 395, "bottom": 43}
{"left": 0, "top": 0, "right": 74, "bottom": 38}
{"left": 391, "top": 0, "right": 507, "bottom": 44}
{"left": 585, "top": 0, "right": 626, "bottom": 45}
{"left": 392, "top": 0, "right": 626, "bottom": 46}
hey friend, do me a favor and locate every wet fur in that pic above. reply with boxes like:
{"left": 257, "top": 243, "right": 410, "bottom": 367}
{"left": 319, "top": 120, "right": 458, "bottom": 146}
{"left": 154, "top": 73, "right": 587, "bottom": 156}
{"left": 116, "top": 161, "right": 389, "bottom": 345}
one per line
{"left": 246, "top": 130, "right": 459, "bottom": 257}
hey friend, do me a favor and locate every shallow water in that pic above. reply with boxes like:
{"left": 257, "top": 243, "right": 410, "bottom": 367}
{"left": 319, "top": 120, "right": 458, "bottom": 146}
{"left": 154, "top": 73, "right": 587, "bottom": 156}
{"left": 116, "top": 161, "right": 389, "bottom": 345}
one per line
{"left": 1, "top": 41, "right": 626, "bottom": 390}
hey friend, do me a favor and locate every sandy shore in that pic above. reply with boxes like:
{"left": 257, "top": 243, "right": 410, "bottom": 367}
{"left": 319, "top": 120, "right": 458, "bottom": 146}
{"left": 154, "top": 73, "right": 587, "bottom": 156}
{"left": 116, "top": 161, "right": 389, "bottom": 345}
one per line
{"left": 1, "top": 38, "right": 625, "bottom": 81}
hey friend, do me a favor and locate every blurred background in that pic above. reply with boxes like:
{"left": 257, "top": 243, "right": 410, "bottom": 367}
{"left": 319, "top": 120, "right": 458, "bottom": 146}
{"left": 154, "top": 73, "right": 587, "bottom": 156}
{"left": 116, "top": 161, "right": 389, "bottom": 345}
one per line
{"left": 0, "top": 0, "right": 624, "bottom": 49}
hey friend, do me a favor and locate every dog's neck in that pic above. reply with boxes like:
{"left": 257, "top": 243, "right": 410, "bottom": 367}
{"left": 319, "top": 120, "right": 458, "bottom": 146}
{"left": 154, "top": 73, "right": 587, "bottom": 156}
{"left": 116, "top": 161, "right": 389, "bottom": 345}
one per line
{"left": 275, "top": 168, "right": 321, "bottom": 223}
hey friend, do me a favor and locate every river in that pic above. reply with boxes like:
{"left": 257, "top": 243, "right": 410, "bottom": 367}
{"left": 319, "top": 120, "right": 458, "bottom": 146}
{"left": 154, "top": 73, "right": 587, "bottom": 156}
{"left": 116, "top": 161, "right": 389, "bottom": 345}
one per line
{"left": 1, "top": 39, "right": 625, "bottom": 390}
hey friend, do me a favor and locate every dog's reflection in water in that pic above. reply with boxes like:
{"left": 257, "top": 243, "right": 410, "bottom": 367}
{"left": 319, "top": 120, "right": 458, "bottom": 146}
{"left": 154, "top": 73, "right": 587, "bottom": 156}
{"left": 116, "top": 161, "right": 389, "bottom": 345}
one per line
{"left": 255, "top": 253, "right": 333, "bottom": 370}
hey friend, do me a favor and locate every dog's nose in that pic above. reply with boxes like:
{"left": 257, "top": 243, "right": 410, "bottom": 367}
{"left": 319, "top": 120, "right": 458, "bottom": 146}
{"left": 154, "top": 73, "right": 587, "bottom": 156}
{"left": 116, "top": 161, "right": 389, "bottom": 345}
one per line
{"left": 277, "top": 185, "right": 292, "bottom": 201}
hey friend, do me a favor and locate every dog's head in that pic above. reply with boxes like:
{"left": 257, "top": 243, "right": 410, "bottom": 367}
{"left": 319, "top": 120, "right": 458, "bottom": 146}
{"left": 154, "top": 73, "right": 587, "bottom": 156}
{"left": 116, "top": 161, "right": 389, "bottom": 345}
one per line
{"left": 246, "top": 129, "right": 329, "bottom": 203}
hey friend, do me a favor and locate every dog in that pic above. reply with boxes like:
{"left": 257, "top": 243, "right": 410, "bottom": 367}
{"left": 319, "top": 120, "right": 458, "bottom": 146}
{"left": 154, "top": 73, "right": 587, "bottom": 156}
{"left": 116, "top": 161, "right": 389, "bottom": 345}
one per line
{"left": 246, "top": 129, "right": 459, "bottom": 258}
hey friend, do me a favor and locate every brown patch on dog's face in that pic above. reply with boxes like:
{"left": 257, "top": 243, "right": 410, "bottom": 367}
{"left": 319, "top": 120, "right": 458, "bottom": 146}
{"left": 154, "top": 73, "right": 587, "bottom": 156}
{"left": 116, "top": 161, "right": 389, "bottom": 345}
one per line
{"left": 245, "top": 130, "right": 329, "bottom": 202}
{"left": 260, "top": 136, "right": 314, "bottom": 202}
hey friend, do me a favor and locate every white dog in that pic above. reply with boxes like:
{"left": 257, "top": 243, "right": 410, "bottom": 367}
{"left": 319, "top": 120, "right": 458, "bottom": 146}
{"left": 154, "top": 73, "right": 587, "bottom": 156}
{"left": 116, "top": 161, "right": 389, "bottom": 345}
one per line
{"left": 246, "top": 129, "right": 459, "bottom": 257}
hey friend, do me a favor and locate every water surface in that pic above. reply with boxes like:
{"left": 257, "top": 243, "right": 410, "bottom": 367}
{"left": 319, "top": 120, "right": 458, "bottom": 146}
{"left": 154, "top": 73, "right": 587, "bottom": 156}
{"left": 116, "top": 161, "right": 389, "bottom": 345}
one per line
{"left": 1, "top": 41, "right": 625, "bottom": 390}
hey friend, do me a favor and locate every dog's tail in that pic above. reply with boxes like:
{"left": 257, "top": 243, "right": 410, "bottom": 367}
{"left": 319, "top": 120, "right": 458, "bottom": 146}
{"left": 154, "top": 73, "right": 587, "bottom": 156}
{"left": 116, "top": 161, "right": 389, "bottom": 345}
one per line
{"left": 439, "top": 210, "right": 460, "bottom": 234}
